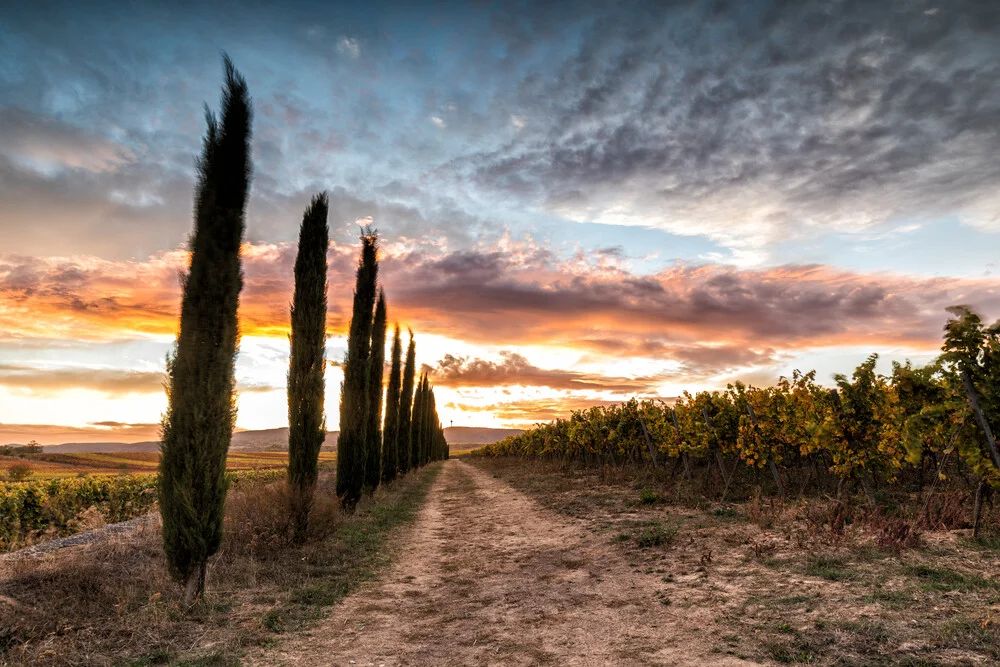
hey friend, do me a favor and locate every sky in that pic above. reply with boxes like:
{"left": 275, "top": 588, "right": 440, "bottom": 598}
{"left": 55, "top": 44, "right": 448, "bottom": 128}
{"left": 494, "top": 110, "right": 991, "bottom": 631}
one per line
{"left": 1, "top": 0, "right": 999, "bottom": 443}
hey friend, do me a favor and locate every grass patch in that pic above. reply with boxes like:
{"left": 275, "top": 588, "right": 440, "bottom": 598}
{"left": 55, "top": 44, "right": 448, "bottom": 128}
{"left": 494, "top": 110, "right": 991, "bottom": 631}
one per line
{"left": 862, "top": 586, "right": 911, "bottom": 609}
{"left": 710, "top": 506, "right": 744, "bottom": 520}
{"left": 934, "top": 617, "right": 1000, "bottom": 658}
{"left": 636, "top": 525, "right": 676, "bottom": 548}
{"left": 639, "top": 487, "right": 660, "bottom": 505}
{"left": 903, "top": 564, "right": 998, "bottom": 592}
{"left": 804, "top": 554, "right": 853, "bottom": 581}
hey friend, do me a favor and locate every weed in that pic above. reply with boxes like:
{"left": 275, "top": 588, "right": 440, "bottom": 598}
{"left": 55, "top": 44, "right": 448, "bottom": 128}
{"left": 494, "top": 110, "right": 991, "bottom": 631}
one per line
{"left": 4, "top": 463, "right": 33, "bottom": 482}
{"left": 710, "top": 506, "right": 743, "bottom": 520}
{"left": 903, "top": 564, "right": 997, "bottom": 592}
{"left": 639, "top": 487, "right": 660, "bottom": 505}
{"left": 804, "top": 554, "right": 852, "bottom": 581}
{"left": 636, "top": 525, "right": 676, "bottom": 548}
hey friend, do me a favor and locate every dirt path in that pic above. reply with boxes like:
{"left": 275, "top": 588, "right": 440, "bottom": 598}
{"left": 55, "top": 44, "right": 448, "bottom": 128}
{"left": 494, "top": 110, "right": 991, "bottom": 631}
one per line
{"left": 250, "top": 460, "right": 753, "bottom": 666}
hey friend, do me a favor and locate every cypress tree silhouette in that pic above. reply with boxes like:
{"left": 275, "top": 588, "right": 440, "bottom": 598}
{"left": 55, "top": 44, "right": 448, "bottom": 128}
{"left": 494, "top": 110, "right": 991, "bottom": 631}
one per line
{"left": 287, "top": 193, "right": 329, "bottom": 542}
{"left": 159, "top": 55, "right": 252, "bottom": 605}
{"left": 337, "top": 231, "right": 378, "bottom": 509}
{"left": 364, "top": 290, "right": 387, "bottom": 491}
{"left": 421, "top": 376, "right": 434, "bottom": 465}
{"left": 398, "top": 332, "right": 416, "bottom": 475}
{"left": 410, "top": 373, "right": 426, "bottom": 468}
{"left": 426, "top": 385, "right": 443, "bottom": 461}
{"left": 381, "top": 325, "right": 402, "bottom": 483}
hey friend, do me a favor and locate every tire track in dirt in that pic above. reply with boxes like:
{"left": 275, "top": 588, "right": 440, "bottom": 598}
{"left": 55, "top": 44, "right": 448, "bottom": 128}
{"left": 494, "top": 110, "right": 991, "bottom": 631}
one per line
{"left": 250, "top": 459, "right": 754, "bottom": 666}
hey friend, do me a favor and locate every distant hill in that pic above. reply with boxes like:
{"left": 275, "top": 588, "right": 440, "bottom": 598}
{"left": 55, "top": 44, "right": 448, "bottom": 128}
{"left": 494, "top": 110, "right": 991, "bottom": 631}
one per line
{"left": 39, "top": 425, "right": 519, "bottom": 453}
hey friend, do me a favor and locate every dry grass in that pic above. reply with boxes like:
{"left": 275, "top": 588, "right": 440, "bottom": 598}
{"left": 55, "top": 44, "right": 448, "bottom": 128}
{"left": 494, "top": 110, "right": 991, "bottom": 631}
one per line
{"left": 473, "top": 457, "right": 1000, "bottom": 666}
{"left": 0, "top": 464, "right": 440, "bottom": 666}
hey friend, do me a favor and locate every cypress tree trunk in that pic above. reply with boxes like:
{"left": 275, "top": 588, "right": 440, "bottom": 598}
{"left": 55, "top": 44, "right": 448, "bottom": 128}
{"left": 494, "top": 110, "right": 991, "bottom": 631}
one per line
{"left": 364, "top": 290, "right": 387, "bottom": 492}
{"left": 381, "top": 325, "right": 403, "bottom": 483}
{"left": 159, "top": 56, "right": 252, "bottom": 606}
{"left": 397, "top": 333, "right": 416, "bottom": 475}
{"left": 410, "top": 373, "right": 426, "bottom": 469}
{"left": 287, "top": 193, "right": 329, "bottom": 543}
{"left": 337, "top": 232, "right": 378, "bottom": 509}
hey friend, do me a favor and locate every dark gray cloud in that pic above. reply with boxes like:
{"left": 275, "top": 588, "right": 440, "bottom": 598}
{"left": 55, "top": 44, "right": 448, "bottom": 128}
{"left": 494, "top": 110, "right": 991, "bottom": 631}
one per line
{"left": 463, "top": 0, "right": 1000, "bottom": 256}
{"left": 381, "top": 247, "right": 1000, "bottom": 349}
{"left": 4, "top": 0, "right": 996, "bottom": 265}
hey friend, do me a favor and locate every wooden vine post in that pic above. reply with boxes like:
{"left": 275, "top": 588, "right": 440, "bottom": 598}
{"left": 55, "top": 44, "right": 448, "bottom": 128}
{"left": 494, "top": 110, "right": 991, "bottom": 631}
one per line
{"left": 671, "top": 407, "right": 692, "bottom": 481}
{"left": 636, "top": 410, "right": 659, "bottom": 469}
{"left": 960, "top": 369, "right": 999, "bottom": 538}
{"left": 701, "top": 405, "right": 736, "bottom": 500}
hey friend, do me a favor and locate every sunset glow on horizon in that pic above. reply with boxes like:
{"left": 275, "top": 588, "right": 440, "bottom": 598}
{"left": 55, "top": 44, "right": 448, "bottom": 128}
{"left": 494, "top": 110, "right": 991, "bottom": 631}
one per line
{"left": 2, "top": 1, "right": 999, "bottom": 443}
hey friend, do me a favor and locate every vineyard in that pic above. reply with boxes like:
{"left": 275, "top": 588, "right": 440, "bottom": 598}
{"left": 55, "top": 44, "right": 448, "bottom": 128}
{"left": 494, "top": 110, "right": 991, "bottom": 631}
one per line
{"left": 0, "top": 450, "right": 337, "bottom": 480}
{"left": 476, "top": 307, "right": 1000, "bottom": 534}
{"left": 0, "top": 468, "right": 285, "bottom": 552}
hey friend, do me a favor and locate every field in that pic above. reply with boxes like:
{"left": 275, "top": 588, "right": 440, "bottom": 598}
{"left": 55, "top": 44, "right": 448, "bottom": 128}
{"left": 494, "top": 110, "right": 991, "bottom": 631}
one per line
{"left": 0, "top": 451, "right": 337, "bottom": 480}
{"left": 469, "top": 457, "right": 1000, "bottom": 666}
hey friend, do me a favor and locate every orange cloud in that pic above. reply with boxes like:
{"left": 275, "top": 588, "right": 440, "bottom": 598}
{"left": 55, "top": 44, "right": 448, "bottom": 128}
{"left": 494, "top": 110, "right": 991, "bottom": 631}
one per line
{"left": 444, "top": 397, "right": 627, "bottom": 426}
{"left": 2, "top": 243, "right": 996, "bottom": 360}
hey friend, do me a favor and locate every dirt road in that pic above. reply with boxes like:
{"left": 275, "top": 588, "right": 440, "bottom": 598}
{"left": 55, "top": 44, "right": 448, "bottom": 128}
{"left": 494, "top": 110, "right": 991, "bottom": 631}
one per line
{"left": 250, "top": 459, "right": 752, "bottom": 666}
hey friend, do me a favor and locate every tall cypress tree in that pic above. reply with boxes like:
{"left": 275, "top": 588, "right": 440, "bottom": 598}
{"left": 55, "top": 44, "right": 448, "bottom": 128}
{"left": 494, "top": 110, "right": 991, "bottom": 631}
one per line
{"left": 397, "top": 332, "right": 416, "bottom": 475}
{"left": 410, "top": 373, "right": 426, "bottom": 469}
{"left": 421, "top": 376, "right": 434, "bottom": 465}
{"left": 425, "top": 385, "right": 439, "bottom": 461}
{"left": 364, "top": 290, "right": 387, "bottom": 491}
{"left": 337, "top": 231, "right": 378, "bottom": 509}
{"left": 159, "top": 56, "right": 252, "bottom": 605}
{"left": 381, "top": 325, "right": 402, "bottom": 483}
{"left": 287, "top": 193, "right": 329, "bottom": 542}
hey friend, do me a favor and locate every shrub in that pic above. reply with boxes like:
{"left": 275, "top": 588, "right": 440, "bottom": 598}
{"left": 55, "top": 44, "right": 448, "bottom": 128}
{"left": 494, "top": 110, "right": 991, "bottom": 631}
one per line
{"left": 6, "top": 463, "right": 33, "bottom": 482}
{"left": 636, "top": 525, "right": 676, "bottom": 548}
{"left": 223, "top": 479, "right": 342, "bottom": 558}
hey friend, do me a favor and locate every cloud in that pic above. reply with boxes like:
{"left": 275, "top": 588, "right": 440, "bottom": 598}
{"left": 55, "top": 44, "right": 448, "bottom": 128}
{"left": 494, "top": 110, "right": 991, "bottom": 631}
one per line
{"left": 0, "top": 363, "right": 165, "bottom": 394}
{"left": 0, "top": 421, "right": 161, "bottom": 445}
{"left": 459, "top": 0, "right": 1000, "bottom": 258}
{"left": 432, "top": 351, "right": 664, "bottom": 392}
{"left": 337, "top": 36, "right": 361, "bottom": 59}
{"left": 445, "top": 396, "right": 626, "bottom": 426}
{"left": 384, "top": 246, "right": 1000, "bottom": 352}
{"left": 3, "top": 243, "right": 997, "bottom": 360}
{"left": 0, "top": 107, "right": 134, "bottom": 173}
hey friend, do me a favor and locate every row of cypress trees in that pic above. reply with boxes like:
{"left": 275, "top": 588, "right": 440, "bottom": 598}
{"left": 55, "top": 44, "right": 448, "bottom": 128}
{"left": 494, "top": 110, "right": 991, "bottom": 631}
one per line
{"left": 159, "top": 58, "right": 447, "bottom": 606}
{"left": 334, "top": 232, "right": 448, "bottom": 510}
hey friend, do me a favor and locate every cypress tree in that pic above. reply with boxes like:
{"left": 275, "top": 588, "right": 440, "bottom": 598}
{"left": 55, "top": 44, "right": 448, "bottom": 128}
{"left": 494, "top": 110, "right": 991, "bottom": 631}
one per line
{"left": 364, "top": 290, "right": 387, "bottom": 491}
{"left": 426, "top": 386, "right": 444, "bottom": 461}
{"left": 381, "top": 325, "right": 402, "bottom": 483}
{"left": 410, "top": 373, "right": 426, "bottom": 469}
{"left": 337, "top": 231, "right": 378, "bottom": 509}
{"left": 422, "top": 378, "right": 435, "bottom": 465}
{"left": 159, "top": 56, "right": 252, "bottom": 605}
{"left": 397, "top": 332, "right": 416, "bottom": 475}
{"left": 287, "top": 193, "right": 329, "bottom": 542}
